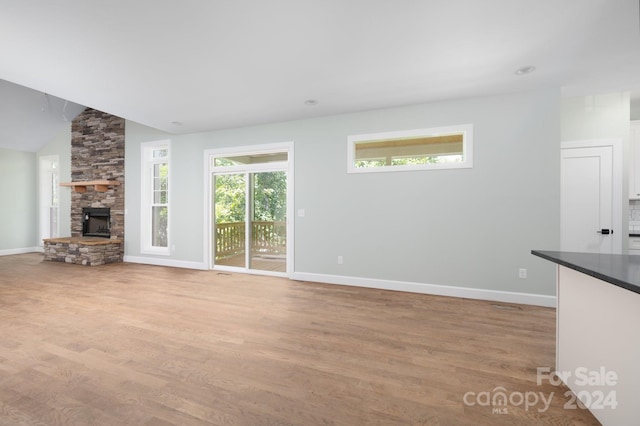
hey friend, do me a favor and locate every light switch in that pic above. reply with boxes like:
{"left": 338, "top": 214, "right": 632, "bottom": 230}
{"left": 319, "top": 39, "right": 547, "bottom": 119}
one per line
{"left": 298, "top": 209, "right": 305, "bottom": 217}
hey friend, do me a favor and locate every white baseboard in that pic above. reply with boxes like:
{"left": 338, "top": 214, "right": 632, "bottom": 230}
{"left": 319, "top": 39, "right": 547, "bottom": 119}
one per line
{"left": 0, "top": 247, "right": 41, "bottom": 256}
{"left": 123, "top": 255, "right": 208, "bottom": 270}
{"left": 119, "top": 259, "right": 556, "bottom": 307}
{"left": 291, "top": 272, "right": 556, "bottom": 308}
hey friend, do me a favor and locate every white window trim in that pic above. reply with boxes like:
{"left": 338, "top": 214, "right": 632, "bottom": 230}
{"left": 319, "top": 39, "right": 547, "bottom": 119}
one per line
{"left": 347, "top": 123, "right": 473, "bottom": 173}
{"left": 140, "top": 140, "right": 171, "bottom": 255}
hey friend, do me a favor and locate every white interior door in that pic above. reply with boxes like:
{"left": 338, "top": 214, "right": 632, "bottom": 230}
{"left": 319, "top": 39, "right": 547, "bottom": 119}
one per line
{"left": 561, "top": 145, "right": 615, "bottom": 253}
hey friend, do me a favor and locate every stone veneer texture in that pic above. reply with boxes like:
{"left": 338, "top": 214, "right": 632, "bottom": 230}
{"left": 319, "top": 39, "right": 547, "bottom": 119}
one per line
{"left": 44, "top": 241, "right": 123, "bottom": 266}
{"left": 70, "top": 109, "right": 125, "bottom": 249}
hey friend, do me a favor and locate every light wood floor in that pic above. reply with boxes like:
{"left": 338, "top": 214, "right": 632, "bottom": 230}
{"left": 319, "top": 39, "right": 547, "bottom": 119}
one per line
{"left": 0, "top": 254, "right": 599, "bottom": 425}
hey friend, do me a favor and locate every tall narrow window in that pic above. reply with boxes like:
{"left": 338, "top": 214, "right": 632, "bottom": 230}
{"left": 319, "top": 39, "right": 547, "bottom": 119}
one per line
{"left": 39, "top": 155, "right": 59, "bottom": 242}
{"left": 141, "top": 141, "right": 170, "bottom": 254}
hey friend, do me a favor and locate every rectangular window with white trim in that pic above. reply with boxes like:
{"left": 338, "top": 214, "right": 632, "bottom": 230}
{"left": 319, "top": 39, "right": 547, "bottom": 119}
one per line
{"left": 347, "top": 124, "right": 473, "bottom": 173}
{"left": 141, "top": 141, "right": 170, "bottom": 254}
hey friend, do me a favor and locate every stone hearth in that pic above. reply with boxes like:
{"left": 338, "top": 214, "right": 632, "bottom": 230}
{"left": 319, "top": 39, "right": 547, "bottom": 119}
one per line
{"left": 43, "top": 237, "right": 123, "bottom": 266}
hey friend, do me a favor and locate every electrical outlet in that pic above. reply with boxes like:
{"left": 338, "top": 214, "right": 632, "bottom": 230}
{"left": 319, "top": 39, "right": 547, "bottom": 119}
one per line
{"left": 337, "top": 256, "right": 343, "bottom": 265}
{"left": 519, "top": 268, "right": 527, "bottom": 279}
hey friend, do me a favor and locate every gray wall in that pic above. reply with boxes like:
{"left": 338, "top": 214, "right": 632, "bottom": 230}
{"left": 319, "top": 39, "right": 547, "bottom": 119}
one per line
{"left": 126, "top": 88, "right": 561, "bottom": 296}
{"left": 0, "top": 148, "right": 36, "bottom": 251}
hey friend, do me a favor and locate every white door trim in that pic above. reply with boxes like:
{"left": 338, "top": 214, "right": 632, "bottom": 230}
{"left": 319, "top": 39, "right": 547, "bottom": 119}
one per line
{"left": 561, "top": 138, "right": 622, "bottom": 253}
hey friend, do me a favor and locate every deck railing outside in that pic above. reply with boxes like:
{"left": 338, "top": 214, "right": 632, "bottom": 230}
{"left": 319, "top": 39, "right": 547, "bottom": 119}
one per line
{"left": 215, "top": 221, "right": 286, "bottom": 259}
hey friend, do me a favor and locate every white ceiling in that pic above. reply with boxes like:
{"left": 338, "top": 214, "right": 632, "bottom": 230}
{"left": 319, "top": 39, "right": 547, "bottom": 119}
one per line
{"left": 1, "top": 0, "right": 640, "bottom": 152}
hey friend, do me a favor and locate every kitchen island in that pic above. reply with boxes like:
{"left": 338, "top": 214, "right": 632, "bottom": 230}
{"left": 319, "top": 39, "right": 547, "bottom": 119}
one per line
{"left": 532, "top": 250, "right": 640, "bottom": 426}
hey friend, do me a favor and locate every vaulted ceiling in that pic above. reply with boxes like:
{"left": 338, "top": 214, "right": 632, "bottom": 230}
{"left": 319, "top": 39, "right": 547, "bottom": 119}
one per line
{"left": 1, "top": 0, "right": 640, "bottom": 152}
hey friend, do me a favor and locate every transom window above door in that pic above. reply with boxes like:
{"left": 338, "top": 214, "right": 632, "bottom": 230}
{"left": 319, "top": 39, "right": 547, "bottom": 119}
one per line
{"left": 213, "top": 151, "right": 288, "bottom": 168}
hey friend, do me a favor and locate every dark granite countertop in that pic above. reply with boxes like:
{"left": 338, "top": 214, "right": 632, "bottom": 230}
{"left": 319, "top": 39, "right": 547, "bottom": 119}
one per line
{"left": 532, "top": 250, "right": 640, "bottom": 295}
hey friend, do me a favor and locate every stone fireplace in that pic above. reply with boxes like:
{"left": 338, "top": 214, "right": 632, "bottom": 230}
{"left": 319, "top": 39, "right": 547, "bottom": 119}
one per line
{"left": 70, "top": 109, "right": 125, "bottom": 242}
{"left": 43, "top": 108, "right": 125, "bottom": 265}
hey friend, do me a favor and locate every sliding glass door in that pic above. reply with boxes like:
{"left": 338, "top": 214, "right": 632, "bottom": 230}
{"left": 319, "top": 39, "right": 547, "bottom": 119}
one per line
{"left": 209, "top": 146, "right": 290, "bottom": 276}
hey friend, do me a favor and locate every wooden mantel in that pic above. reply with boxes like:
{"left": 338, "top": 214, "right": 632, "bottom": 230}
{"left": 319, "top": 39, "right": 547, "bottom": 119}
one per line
{"left": 59, "top": 180, "right": 120, "bottom": 193}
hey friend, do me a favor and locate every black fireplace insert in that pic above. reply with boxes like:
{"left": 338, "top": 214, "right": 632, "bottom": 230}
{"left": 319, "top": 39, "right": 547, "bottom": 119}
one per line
{"left": 82, "top": 207, "right": 111, "bottom": 238}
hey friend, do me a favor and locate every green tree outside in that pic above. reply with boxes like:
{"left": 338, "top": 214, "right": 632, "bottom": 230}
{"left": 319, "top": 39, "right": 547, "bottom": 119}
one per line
{"left": 214, "top": 171, "right": 287, "bottom": 223}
